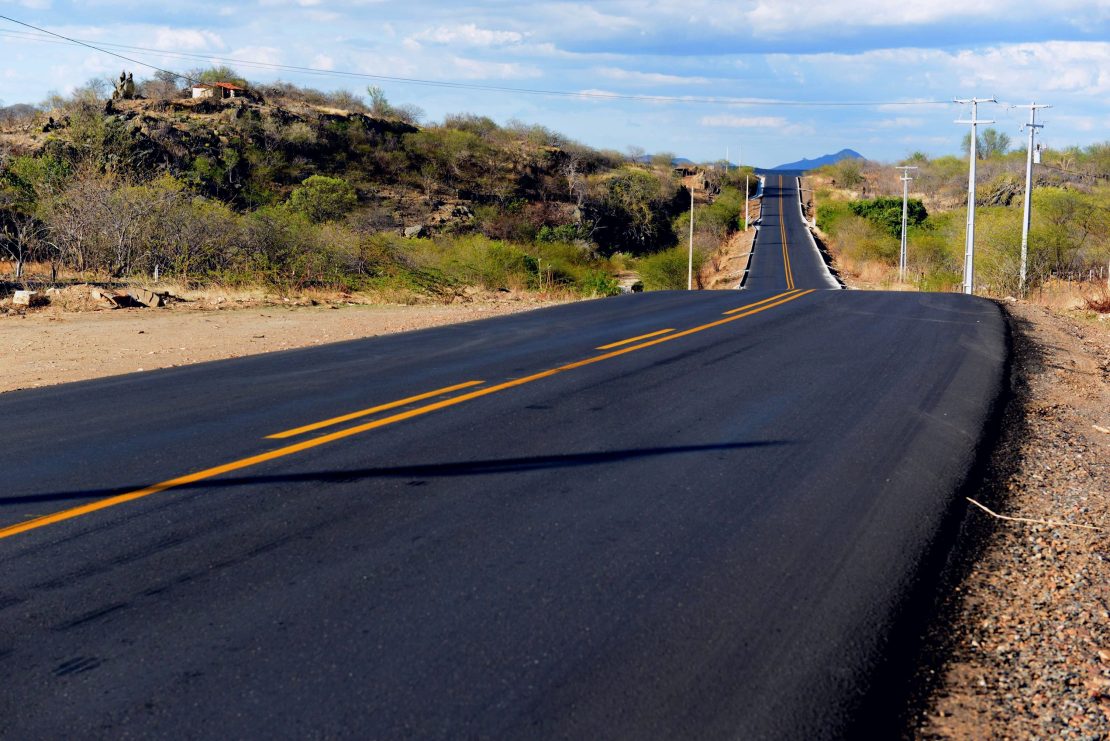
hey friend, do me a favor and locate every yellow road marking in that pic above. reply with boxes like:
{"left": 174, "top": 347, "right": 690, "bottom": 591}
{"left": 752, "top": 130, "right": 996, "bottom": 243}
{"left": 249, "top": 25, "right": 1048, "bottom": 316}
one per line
{"left": 778, "top": 175, "right": 795, "bottom": 290}
{"left": 267, "top": 380, "right": 485, "bottom": 439}
{"left": 0, "top": 288, "right": 816, "bottom": 542}
{"left": 723, "top": 289, "right": 800, "bottom": 315}
{"left": 596, "top": 328, "right": 674, "bottom": 350}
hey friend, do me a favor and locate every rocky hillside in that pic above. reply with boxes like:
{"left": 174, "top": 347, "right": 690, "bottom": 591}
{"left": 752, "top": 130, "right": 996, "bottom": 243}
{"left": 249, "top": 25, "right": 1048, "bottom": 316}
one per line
{"left": 1, "top": 78, "right": 754, "bottom": 297}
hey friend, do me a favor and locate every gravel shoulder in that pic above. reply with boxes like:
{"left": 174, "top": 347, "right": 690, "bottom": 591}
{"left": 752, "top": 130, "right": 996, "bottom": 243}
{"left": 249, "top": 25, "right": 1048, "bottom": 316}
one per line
{"left": 916, "top": 301, "right": 1110, "bottom": 739}
{"left": 0, "top": 295, "right": 567, "bottom": 394}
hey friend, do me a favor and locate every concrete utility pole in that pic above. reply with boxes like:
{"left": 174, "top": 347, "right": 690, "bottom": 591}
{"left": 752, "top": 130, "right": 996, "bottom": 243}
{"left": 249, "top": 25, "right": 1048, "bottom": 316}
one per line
{"left": 688, "top": 186, "right": 695, "bottom": 290}
{"left": 1015, "top": 102, "right": 1050, "bottom": 295}
{"left": 895, "top": 166, "right": 917, "bottom": 283}
{"left": 745, "top": 174, "right": 750, "bottom": 231}
{"left": 955, "top": 97, "right": 996, "bottom": 295}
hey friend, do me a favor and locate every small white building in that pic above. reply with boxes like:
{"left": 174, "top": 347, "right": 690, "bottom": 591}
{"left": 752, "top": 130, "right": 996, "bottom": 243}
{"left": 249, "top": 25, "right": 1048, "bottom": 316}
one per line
{"left": 191, "top": 82, "right": 247, "bottom": 100}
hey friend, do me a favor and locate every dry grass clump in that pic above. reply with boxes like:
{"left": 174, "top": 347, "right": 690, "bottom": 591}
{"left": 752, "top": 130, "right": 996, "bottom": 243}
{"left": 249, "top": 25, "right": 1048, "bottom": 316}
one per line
{"left": 1082, "top": 284, "right": 1110, "bottom": 313}
{"left": 1027, "top": 278, "right": 1101, "bottom": 312}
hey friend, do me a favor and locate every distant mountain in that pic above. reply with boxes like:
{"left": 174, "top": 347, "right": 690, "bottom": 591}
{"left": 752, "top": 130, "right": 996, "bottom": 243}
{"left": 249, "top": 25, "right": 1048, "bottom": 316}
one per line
{"left": 772, "top": 149, "right": 864, "bottom": 171}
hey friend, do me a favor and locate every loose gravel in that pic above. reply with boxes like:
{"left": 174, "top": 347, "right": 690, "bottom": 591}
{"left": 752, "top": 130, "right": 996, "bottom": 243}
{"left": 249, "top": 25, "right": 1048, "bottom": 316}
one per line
{"left": 917, "top": 301, "right": 1110, "bottom": 740}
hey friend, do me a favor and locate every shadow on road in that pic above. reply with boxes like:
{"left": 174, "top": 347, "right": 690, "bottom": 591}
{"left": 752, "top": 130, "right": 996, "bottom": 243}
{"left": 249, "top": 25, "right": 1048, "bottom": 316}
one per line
{"left": 2, "top": 440, "right": 794, "bottom": 508}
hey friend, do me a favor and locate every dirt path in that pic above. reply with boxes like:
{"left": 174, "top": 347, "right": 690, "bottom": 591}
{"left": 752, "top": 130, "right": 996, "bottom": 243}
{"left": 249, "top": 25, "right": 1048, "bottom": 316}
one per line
{"left": 0, "top": 297, "right": 565, "bottom": 393}
{"left": 916, "top": 303, "right": 1110, "bottom": 738}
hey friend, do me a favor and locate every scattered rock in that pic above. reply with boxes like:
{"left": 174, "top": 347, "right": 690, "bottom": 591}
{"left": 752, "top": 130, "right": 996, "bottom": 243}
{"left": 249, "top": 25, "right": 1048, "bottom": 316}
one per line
{"left": 127, "top": 288, "right": 166, "bottom": 308}
{"left": 403, "top": 224, "right": 428, "bottom": 238}
{"left": 12, "top": 290, "right": 47, "bottom": 307}
{"left": 919, "top": 301, "right": 1110, "bottom": 739}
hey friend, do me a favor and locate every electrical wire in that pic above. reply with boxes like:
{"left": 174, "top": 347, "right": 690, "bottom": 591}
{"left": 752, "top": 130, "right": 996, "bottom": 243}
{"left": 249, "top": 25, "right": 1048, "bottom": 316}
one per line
{"left": 0, "top": 15, "right": 955, "bottom": 109}
{"left": 0, "top": 15, "right": 197, "bottom": 84}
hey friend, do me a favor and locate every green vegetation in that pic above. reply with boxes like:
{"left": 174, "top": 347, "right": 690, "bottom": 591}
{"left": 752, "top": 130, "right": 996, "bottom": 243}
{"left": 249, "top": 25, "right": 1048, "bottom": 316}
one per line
{"left": 638, "top": 246, "right": 703, "bottom": 290}
{"left": 814, "top": 143, "right": 1110, "bottom": 294}
{"left": 848, "top": 196, "right": 927, "bottom": 237}
{"left": 287, "top": 175, "right": 358, "bottom": 223}
{"left": 0, "top": 69, "right": 730, "bottom": 298}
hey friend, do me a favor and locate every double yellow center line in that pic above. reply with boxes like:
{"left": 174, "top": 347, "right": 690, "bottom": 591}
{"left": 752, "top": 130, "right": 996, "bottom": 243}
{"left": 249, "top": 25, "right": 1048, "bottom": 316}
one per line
{"left": 778, "top": 175, "right": 795, "bottom": 290}
{"left": 0, "top": 288, "right": 815, "bottom": 541}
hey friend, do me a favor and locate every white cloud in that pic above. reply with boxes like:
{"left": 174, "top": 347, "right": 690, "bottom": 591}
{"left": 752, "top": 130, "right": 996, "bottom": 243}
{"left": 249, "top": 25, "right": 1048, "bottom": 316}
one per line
{"left": 596, "top": 67, "right": 710, "bottom": 85}
{"left": 700, "top": 114, "right": 816, "bottom": 137}
{"left": 539, "top": 4, "right": 640, "bottom": 32}
{"left": 783, "top": 41, "right": 1110, "bottom": 98}
{"left": 701, "top": 115, "right": 789, "bottom": 128}
{"left": 412, "top": 23, "right": 526, "bottom": 47}
{"left": 149, "top": 28, "right": 225, "bottom": 51}
{"left": 1053, "top": 114, "right": 1097, "bottom": 132}
{"left": 745, "top": 0, "right": 1005, "bottom": 33}
{"left": 311, "top": 54, "right": 334, "bottom": 71}
{"left": 449, "top": 56, "right": 542, "bottom": 79}
{"left": 878, "top": 117, "right": 926, "bottom": 128}
{"left": 575, "top": 88, "right": 623, "bottom": 103}
{"left": 226, "top": 46, "right": 282, "bottom": 66}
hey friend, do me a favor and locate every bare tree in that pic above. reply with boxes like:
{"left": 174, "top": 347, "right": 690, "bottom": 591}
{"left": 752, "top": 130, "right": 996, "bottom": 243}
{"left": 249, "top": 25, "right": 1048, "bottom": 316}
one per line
{"left": 0, "top": 196, "right": 46, "bottom": 280}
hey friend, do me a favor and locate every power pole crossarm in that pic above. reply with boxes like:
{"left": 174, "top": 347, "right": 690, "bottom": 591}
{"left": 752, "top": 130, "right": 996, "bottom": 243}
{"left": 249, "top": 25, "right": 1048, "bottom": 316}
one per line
{"left": 954, "top": 97, "right": 996, "bottom": 295}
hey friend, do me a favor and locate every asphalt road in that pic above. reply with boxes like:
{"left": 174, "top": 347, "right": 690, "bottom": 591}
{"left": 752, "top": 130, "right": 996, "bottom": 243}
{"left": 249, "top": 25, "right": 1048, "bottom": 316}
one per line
{"left": 0, "top": 175, "right": 1008, "bottom": 738}
{"left": 745, "top": 172, "right": 841, "bottom": 292}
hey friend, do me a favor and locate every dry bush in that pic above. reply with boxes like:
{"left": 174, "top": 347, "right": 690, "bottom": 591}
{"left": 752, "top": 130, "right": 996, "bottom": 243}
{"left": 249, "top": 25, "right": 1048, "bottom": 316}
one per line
{"left": 1028, "top": 278, "right": 1100, "bottom": 312}
{"left": 1083, "top": 283, "right": 1110, "bottom": 312}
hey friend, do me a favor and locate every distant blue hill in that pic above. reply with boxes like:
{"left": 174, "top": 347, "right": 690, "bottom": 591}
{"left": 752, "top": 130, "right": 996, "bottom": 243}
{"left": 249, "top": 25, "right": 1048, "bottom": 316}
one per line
{"left": 772, "top": 149, "right": 864, "bottom": 171}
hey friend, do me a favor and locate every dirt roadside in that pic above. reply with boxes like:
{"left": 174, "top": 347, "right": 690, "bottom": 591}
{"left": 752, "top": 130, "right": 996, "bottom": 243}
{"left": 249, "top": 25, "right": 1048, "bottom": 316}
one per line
{"left": 700, "top": 197, "right": 762, "bottom": 289}
{"left": 0, "top": 295, "right": 566, "bottom": 394}
{"left": 916, "top": 302, "right": 1110, "bottom": 739}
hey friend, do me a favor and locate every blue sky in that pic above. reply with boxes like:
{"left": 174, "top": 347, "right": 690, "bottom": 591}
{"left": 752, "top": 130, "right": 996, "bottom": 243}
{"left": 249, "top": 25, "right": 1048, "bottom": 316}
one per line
{"left": 1, "top": 0, "right": 1107, "bottom": 167}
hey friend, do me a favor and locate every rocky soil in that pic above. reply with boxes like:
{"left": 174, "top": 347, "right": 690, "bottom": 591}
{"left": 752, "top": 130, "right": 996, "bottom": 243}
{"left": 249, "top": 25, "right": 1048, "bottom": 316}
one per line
{"left": 0, "top": 292, "right": 566, "bottom": 393}
{"left": 917, "top": 301, "right": 1110, "bottom": 739}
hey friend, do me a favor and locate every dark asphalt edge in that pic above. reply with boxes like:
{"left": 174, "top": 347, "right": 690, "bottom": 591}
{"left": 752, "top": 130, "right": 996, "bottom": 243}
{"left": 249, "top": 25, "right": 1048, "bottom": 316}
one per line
{"left": 839, "top": 298, "right": 1015, "bottom": 740}
{"left": 895, "top": 302, "right": 1035, "bottom": 737}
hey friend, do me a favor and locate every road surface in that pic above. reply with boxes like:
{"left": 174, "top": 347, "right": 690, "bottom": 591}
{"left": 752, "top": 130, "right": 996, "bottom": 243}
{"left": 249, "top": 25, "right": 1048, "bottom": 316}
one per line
{"left": 0, "top": 174, "right": 1007, "bottom": 738}
{"left": 745, "top": 172, "right": 841, "bottom": 292}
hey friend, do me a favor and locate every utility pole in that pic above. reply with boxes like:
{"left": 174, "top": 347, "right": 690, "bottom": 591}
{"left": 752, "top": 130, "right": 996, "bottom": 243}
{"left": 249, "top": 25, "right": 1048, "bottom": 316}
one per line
{"left": 895, "top": 166, "right": 917, "bottom": 282}
{"left": 1015, "top": 102, "right": 1050, "bottom": 295}
{"left": 955, "top": 97, "right": 996, "bottom": 295}
{"left": 744, "top": 173, "right": 750, "bottom": 231}
{"left": 688, "top": 186, "right": 695, "bottom": 290}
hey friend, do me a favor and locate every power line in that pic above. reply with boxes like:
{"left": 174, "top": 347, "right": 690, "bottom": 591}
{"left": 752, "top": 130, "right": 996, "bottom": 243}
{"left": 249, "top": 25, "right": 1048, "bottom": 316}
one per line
{"left": 0, "top": 16, "right": 954, "bottom": 109}
{"left": 0, "top": 14, "right": 197, "bottom": 84}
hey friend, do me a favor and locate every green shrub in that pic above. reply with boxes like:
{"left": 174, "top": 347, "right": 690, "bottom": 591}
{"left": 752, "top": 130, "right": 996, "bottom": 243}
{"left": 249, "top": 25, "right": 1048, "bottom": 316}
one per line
{"left": 816, "top": 201, "right": 853, "bottom": 233}
{"left": 578, "top": 269, "right": 620, "bottom": 297}
{"left": 848, "top": 196, "right": 927, "bottom": 237}
{"left": 638, "top": 246, "right": 702, "bottom": 290}
{"left": 287, "top": 175, "right": 358, "bottom": 223}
